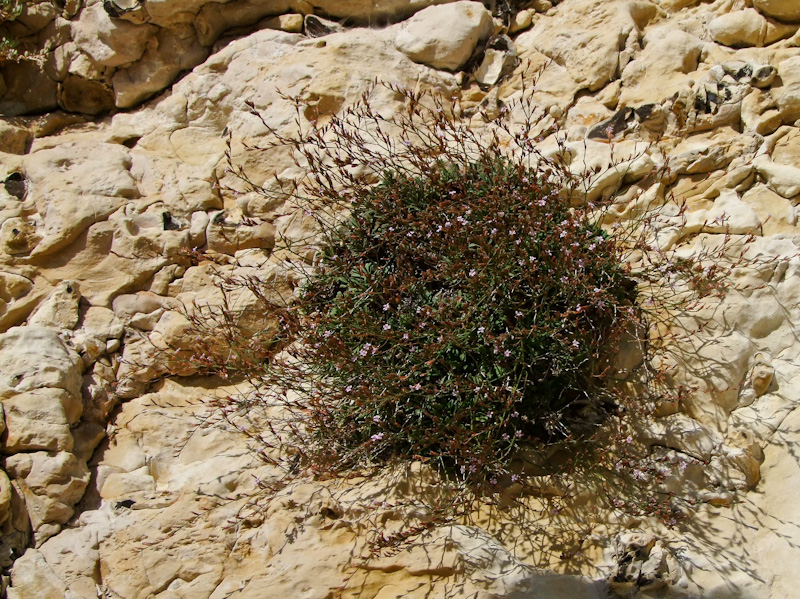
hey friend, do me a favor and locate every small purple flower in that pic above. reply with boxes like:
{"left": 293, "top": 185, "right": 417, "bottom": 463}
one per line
{"left": 371, "top": 432, "right": 384, "bottom": 442}
{"left": 383, "top": 323, "right": 391, "bottom": 331}
{"left": 469, "top": 269, "right": 477, "bottom": 277}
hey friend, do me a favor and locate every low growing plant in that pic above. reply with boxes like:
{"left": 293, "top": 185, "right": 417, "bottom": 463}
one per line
{"left": 157, "top": 80, "right": 761, "bottom": 543}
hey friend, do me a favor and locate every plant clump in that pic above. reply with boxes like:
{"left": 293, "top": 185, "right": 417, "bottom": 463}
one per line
{"left": 161, "top": 80, "right": 758, "bottom": 526}
{"left": 294, "top": 156, "right": 634, "bottom": 484}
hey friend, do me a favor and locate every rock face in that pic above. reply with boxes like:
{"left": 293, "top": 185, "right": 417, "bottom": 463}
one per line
{"left": 3, "top": 0, "right": 800, "bottom": 598}
{"left": 394, "top": 1, "right": 493, "bottom": 71}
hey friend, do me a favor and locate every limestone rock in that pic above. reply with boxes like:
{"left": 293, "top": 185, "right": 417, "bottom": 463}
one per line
{"left": 70, "top": 3, "right": 156, "bottom": 68}
{"left": 753, "top": 154, "right": 800, "bottom": 198}
{"left": 776, "top": 55, "right": 800, "bottom": 122}
{"left": 619, "top": 28, "right": 704, "bottom": 106}
{"left": 205, "top": 213, "right": 276, "bottom": 255}
{"left": 57, "top": 74, "right": 115, "bottom": 116}
{"left": 71, "top": 306, "right": 124, "bottom": 365}
{"left": 394, "top": 1, "right": 493, "bottom": 71}
{"left": 474, "top": 35, "right": 518, "bottom": 87}
{"left": 5, "top": 451, "right": 89, "bottom": 533}
{"left": 8, "top": 549, "right": 68, "bottom": 599}
{"left": 518, "top": 1, "right": 656, "bottom": 96}
{"left": 0, "top": 61, "right": 59, "bottom": 116}
{"left": 641, "top": 413, "right": 723, "bottom": 462}
{"left": 754, "top": 0, "right": 800, "bottom": 23}
{"left": 0, "top": 327, "right": 82, "bottom": 400}
{"left": 100, "top": 466, "right": 156, "bottom": 500}
{"left": 709, "top": 8, "right": 797, "bottom": 48}
{"left": 112, "top": 25, "right": 208, "bottom": 109}
{"left": 3, "top": 388, "right": 80, "bottom": 453}
{"left": 0, "top": 122, "right": 32, "bottom": 154}
{"left": 0, "top": 468, "right": 12, "bottom": 526}
{"left": 27, "top": 281, "right": 80, "bottom": 330}
{"left": 22, "top": 141, "right": 139, "bottom": 257}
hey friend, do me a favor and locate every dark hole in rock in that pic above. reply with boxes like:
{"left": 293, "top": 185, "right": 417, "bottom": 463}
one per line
{"left": 4, "top": 172, "right": 26, "bottom": 200}
{"left": 162, "top": 212, "right": 182, "bottom": 231}
{"left": 122, "top": 136, "right": 141, "bottom": 149}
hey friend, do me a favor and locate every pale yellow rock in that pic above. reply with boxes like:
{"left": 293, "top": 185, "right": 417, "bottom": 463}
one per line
{"left": 3, "top": 388, "right": 80, "bottom": 453}
{"left": 205, "top": 215, "right": 276, "bottom": 255}
{"left": 100, "top": 466, "right": 157, "bottom": 500}
{"left": 70, "top": 3, "right": 156, "bottom": 68}
{"left": 0, "top": 468, "right": 12, "bottom": 526}
{"left": 709, "top": 9, "right": 769, "bottom": 47}
{"left": 754, "top": 0, "right": 800, "bottom": 23}
{"left": 394, "top": 2, "right": 492, "bottom": 71}
{"left": 776, "top": 55, "right": 800, "bottom": 122}
{"left": 741, "top": 88, "right": 782, "bottom": 135}
{"left": 8, "top": 549, "right": 68, "bottom": 599}
{"left": 518, "top": 0, "right": 656, "bottom": 96}
{"left": 27, "top": 281, "right": 80, "bottom": 330}
{"left": 112, "top": 25, "right": 208, "bottom": 109}
{"left": 753, "top": 154, "right": 800, "bottom": 198}
{"left": 6, "top": 451, "right": 89, "bottom": 533}
{"left": 0, "top": 327, "right": 82, "bottom": 400}
{"left": 508, "top": 9, "right": 533, "bottom": 33}
{"left": 22, "top": 141, "right": 139, "bottom": 257}
{"left": 261, "top": 13, "right": 304, "bottom": 33}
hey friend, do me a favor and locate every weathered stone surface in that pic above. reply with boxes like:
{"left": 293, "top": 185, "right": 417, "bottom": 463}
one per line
{"left": 21, "top": 141, "right": 139, "bottom": 257}
{"left": 6, "top": 451, "right": 89, "bottom": 534}
{"left": 394, "top": 1, "right": 492, "bottom": 71}
{"left": 3, "top": 388, "right": 80, "bottom": 453}
{"left": 620, "top": 28, "right": 703, "bottom": 106}
{"left": 0, "top": 327, "right": 82, "bottom": 400}
{"left": 754, "top": 0, "right": 800, "bottom": 23}
{"left": 70, "top": 3, "right": 156, "bottom": 68}
{"left": 709, "top": 8, "right": 797, "bottom": 48}
{"left": 776, "top": 55, "right": 800, "bottom": 122}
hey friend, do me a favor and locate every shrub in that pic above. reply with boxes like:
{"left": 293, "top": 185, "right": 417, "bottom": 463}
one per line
{"left": 163, "top": 80, "right": 758, "bottom": 529}
{"left": 292, "top": 155, "right": 634, "bottom": 484}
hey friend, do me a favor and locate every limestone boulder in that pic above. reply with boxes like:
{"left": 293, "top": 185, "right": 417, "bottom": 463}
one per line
{"left": 0, "top": 468, "right": 12, "bottom": 526}
{"left": 112, "top": 25, "right": 208, "bottom": 109}
{"left": 516, "top": 0, "right": 656, "bottom": 96}
{"left": 27, "top": 281, "right": 80, "bottom": 330}
{"left": 3, "top": 388, "right": 81, "bottom": 453}
{"left": 709, "top": 8, "right": 797, "bottom": 48}
{"left": 754, "top": 0, "right": 800, "bottom": 23}
{"left": 776, "top": 55, "right": 800, "bottom": 123}
{"left": 753, "top": 155, "right": 800, "bottom": 198}
{"left": 5, "top": 451, "right": 90, "bottom": 533}
{"left": 620, "top": 28, "right": 704, "bottom": 106}
{"left": 21, "top": 141, "right": 139, "bottom": 257}
{"left": 394, "top": 1, "right": 492, "bottom": 71}
{"left": 8, "top": 549, "right": 68, "bottom": 599}
{"left": 70, "top": 3, "right": 156, "bottom": 68}
{"left": 0, "top": 327, "right": 82, "bottom": 400}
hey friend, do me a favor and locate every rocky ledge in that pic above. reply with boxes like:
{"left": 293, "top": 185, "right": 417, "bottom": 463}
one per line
{"left": 3, "top": 0, "right": 800, "bottom": 598}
